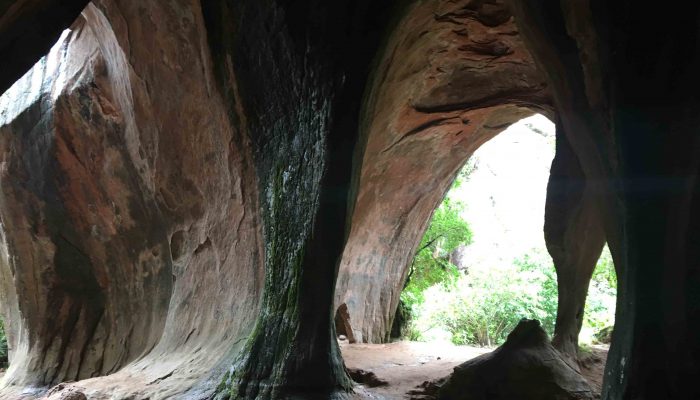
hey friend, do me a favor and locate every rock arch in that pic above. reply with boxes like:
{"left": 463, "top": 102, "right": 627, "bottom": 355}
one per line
{"left": 0, "top": 0, "right": 696, "bottom": 399}
{"left": 334, "top": 1, "right": 606, "bottom": 363}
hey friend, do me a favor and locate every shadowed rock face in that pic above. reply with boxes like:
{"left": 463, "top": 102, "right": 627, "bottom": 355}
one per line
{"left": 510, "top": 1, "right": 700, "bottom": 398}
{"left": 1, "top": 0, "right": 398, "bottom": 398}
{"left": 545, "top": 119, "right": 605, "bottom": 363}
{"left": 335, "top": 0, "right": 550, "bottom": 344}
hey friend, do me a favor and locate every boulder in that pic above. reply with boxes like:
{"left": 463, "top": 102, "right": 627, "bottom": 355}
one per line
{"left": 438, "top": 319, "right": 595, "bottom": 400}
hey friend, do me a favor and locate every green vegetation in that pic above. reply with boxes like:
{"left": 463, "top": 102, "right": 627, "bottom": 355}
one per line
{"left": 0, "top": 319, "right": 7, "bottom": 368}
{"left": 400, "top": 166, "right": 617, "bottom": 347}
{"left": 581, "top": 246, "right": 616, "bottom": 343}
{"left": 399, "top": 169, "right": 473, "bottom": 339}
{"left": 423, "top": 250, "right": 559, "bottom": 346}
{"left": 401, "top": 196, "right": 471, "bottom": 308}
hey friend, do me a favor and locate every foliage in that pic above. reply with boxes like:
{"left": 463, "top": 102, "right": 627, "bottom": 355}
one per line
{"left": 434, "top": 250, "right": 558, "bottom": 346}
{"left": 398, "top": 157, "right": 617, "bottom": 348}
{"left": 405, "top": 246, "right": 617, "bottom": 347}
{"left": 0, "top": 319, "right": 6, "bottom": 368}
{"left": 582, "top": 245, "right": 617, "bottom": 340}
{"left": 401, "top": 193, "right": 472, "bottom": 312}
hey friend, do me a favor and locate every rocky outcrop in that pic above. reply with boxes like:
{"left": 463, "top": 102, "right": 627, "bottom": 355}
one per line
{"left": 1, "top": 0, "right": 403, "bottom": 398}
{"left": 438, "top": 319, "right": 595, "bottom": 400}
{"left": 201, "top": 0, "right": 401, "bottom": 397}
{"left": 335, "top": 0, "right": 550, "bottom": 344}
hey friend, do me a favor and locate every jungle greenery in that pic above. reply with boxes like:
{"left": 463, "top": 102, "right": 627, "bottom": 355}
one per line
{"left": 400, "top": 171, "right": 617, "bottom": 347}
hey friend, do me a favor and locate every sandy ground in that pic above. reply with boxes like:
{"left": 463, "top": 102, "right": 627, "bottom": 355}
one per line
{"left": 0, "top": 343, "right": 607, "bottom": 399}
{"left": 579, "top": 345, "right": 609, "bottom": 395}
{"left": 341, "top": 340, "right": 609, "bottom": 399}
{"left": 341, "top": 340, "right": 489, "bottom": 399}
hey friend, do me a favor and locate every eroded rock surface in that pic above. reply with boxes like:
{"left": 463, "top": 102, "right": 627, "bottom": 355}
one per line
{"left": 1, "top": 0, "right": 403, "bottom": 398}
{"left": 438, "top": 319, "right": 595, "bottom": 400}
{"left": 335, "top": 0, "right": 550, "bottom": 343}
{"left": 0, "top": 2, "right": 263, "bottom": 398}
{"left": 0, "top": 0, "right": 698, "bottom": 399}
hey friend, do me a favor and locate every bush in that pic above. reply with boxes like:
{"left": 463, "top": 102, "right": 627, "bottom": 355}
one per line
{"left": 406, "top": 246, "right": 617, "bottom": 347}
{"left": 435, "top": 250, "right": 558, "bottom": 346}
{"left": 592, "top": 326, "right": 613, "bottom": 344}
{"left": 398, "top": 161, "right": 616, "bottom": 347}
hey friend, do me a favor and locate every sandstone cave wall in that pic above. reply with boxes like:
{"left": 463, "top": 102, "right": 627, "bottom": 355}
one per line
{"left": 0, "top": 0, "right": 90, "bottom": 93}
{"left": 511, "top": 1, "right": 700, "bottom": 398}
{"left": 0, "top": 0, "right": 403, "bottom": 398}
{"left": 1, "top": 0, "right": 698, "bottom": 399}
{"left": 335, "top": 0, "right": 550, "bottom": 344}
{"left": 0, "top": 2, "right": 264, "bottom": 398}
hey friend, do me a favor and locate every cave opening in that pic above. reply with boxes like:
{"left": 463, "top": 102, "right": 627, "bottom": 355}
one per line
{"left": 0, "top": 0, "right": 694, "bottom": 398}
{"left": 339, "top": 114, "right": 617, "bottom": 397}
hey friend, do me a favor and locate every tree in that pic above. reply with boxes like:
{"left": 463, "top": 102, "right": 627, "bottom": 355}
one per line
{"left": 402, "top": 196, "right": 472, "bottom": 312}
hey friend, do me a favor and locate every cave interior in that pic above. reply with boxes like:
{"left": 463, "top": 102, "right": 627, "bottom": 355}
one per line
{"left": 0, "top": 0, "right": 698, "bottom": 399}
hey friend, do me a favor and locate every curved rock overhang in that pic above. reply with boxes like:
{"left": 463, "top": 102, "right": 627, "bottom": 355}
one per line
{"left": 335, "top": 0, "right": 551, "bottom": 344}
{"left": 0, "top": 2, "right": 263, "bottom": 398}
{"left": 0, "top": 0, "right": 697, "bottom": 399}
{"left": 0, "top": 0, "right": 402, "bottom": 398}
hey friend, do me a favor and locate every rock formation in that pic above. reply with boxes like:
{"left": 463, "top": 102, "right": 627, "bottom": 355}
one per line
{"left": 0, "top": 0, "right": 90, "bottom": 93}
{"left": 0, "top": 2, "right": 263, "bottom": 397}
{"left": 0, "top": 0, "right": 696, "bottom": 399}
{"left": 438, "top": 319, "right": 595, "bottom": 400}
{"left": 510, "top": 1, "right": 700, "bottom": 398}
{"left": 0, "top": 0, "right": 399, "bottom": 398}
{"left": 545, "top": 120, "right": 606, "bottom": 362}
{"left": 334, "top": 0, "right": 550, "bottom": 344}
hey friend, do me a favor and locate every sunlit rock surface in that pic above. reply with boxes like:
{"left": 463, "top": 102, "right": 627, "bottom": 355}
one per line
{"left": 0, "top": 2, "right": 262, "bottom": 398}
{"left": 0, "top": 0, "right": 90, "bottom": 94}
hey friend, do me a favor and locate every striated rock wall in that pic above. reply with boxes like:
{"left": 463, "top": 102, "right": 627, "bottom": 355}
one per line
{"left": 335, "top": 0, "right": 550, "bottom": 344}
{"left": 0, "top": 2, "right": 263, "bottom": 398}
{"left": 201, "top": 0, "right": 403, "bottom": 396}
{"left": 0, "top": 0, "right": 697, "bottom": 399}
{"left": 1, "top": 0, "right": 403, "bottom": 398}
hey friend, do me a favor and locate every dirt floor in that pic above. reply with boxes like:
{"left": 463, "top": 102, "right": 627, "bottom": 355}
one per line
{"left": 0, "top": 343, "right": 607, "bottom": 399}
{"left": 341, "top": 340, "right": 609, "bottom": 399}
{"left": 579, "top": 345, "right": 609, "bottom": 395}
